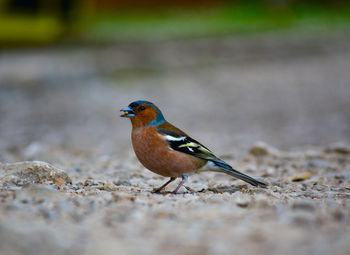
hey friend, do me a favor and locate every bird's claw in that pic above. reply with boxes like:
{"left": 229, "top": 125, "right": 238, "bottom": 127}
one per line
{"left": 152, "top": 188, "right": 162, "bottom": 194}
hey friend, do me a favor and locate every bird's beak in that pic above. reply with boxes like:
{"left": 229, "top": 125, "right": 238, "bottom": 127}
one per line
{"left": 120, "top": 106, "right": 135, "bottom": 117}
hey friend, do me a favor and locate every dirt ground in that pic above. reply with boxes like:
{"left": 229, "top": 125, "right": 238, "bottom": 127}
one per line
{"left": 0, "top": 33, "right": 350, "bottom": 255}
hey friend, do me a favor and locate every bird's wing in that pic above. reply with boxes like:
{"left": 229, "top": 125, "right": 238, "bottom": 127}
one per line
{"left": 157, "top": 122, "right": 218, "bottom": 161}
{"left": 157, "top": 122, "right": 267, "bottom": 188}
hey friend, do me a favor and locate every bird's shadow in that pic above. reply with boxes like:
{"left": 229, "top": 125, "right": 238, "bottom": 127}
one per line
{"left": 187, "top": 186, "right": 241, "bottom": 194}
{"left": 151, "top": 185, "right": 241, "bottom": 195}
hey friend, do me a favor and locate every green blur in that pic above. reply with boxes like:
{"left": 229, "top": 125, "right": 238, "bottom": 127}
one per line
{"left": 0, "top": 1, "right": 349, "bottom": 46}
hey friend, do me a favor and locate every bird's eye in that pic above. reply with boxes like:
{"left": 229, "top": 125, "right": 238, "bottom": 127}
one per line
{"left": 139, "top": 106, "right": 146, "bottom": 111}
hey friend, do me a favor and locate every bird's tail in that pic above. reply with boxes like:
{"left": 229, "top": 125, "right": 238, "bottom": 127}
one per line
{"left": 211, "top": 160, "right": 267, "bottom": 188}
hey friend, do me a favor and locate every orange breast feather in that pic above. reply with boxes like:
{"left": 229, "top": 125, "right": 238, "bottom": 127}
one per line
{"left": 131, "top": 126, "right": 205, "bottom": 177}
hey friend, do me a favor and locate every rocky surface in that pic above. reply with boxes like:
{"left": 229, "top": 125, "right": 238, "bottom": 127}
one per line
{"left": 0, "top": 144, "right": 349, "bottom": 255}
{"left": 0, "top": 161, "right": 71, "bottom": 188}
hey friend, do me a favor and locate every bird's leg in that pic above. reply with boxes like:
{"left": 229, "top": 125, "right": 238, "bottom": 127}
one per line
{"left": 172, "top": 174, "right": 188, "bottom": 194}
{"left": 153, "top": 177, "right": 176, "bottom": 193}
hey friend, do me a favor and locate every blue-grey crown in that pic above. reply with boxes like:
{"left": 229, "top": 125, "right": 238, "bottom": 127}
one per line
{"left": 128, "top": 100, "right": 166, "bottom": 127}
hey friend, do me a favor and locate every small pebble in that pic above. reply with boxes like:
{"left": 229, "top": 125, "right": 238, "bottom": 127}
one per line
{"left": 235, "top": 197, "right": 250, "bottom": 208}
{"left": 291, "top": 172, "right": 312, "bottom": 182}
{"left": 54, "top": 178, "right": 66, "bottom": 186}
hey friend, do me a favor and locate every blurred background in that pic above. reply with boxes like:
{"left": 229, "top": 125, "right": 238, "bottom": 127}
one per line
{"left": 0, "top": 0, "right": 350, "bottom": 164}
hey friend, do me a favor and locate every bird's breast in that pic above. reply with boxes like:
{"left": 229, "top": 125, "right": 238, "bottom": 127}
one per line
{"left": 131, "top": 127, "right": 205, "bottom": 177}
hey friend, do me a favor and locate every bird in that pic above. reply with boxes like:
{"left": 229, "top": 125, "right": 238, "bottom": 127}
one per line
{"left": 121, "top": 100, "right": 267, "bottom": 193}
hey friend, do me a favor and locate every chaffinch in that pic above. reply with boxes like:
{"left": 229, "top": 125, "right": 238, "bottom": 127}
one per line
{"left": 121, "top": 100, "right": 267, "bottom": 193}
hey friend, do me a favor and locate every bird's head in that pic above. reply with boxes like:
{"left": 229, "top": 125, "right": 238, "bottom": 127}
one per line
{"left": 120, "top": 100, "right": 166, "bottom": 127}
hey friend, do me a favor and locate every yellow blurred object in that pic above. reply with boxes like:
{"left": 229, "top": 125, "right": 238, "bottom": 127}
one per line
{"left": 0, "top": 15, "right": 64, "bottom": 44}
{"left": 0, "top": 0, "right": 94, "bottom": 46}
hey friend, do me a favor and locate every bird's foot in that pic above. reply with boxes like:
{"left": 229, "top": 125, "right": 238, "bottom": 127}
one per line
{"left": 171, "top": 174, "right": 188, "bottom": 194}
{"left": 151, "top": 177, "right": 176, "bottom": 194}
{"left": 151, "top": 188, "right": 163, "bottom": 194}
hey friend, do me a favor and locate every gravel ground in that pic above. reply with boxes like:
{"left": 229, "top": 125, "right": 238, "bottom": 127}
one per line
{"left": 0, "top": 33, "right": 350, "bottom": 255}
{"left": 0, "top": 144, "right": 349, "bottom": 255}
